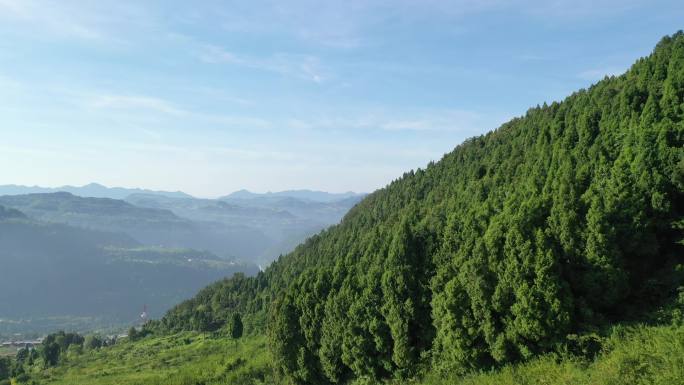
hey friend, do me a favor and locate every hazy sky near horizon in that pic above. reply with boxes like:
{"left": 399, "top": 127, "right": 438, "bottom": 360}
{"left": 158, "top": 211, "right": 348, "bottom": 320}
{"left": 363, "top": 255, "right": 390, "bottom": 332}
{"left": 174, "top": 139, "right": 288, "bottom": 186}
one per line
{"left": 1, "top": 1, "right": 683, "bottom": 197}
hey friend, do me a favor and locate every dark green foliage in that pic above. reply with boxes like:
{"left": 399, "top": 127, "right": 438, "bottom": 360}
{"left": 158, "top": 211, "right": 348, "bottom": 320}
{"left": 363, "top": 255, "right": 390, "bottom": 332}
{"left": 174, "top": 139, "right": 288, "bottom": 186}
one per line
{"left": 158, "top": 32, "right": 684, "bottom": 384}
{"left": 128, "top": 326, "right": 150, "bottom": 341}
{"left": 15, "top": 348, "right": 29, "bottom": 365}
{"left": 41, "top": 342, "right": 60, "bottom": 368}
{"left": 158, "top": 273, "right": 265, "bottom": 334}
{"left": 230, "top": 313, "right": 244, "bottom": 340}
{"left": 39, "top": 331, "right": 85, "bottom": 367}
{"left": 84, "top": 335, "right": 103, "bottom": 350}
{"left": 0, "top": 357, "right": 10, "bottom": 380}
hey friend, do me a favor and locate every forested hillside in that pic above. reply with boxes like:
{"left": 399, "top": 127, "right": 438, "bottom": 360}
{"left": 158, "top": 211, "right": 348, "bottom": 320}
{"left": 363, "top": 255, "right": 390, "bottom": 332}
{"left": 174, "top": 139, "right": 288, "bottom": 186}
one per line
{"left": 151, "top": 33, "right": 684, "bottom": 384}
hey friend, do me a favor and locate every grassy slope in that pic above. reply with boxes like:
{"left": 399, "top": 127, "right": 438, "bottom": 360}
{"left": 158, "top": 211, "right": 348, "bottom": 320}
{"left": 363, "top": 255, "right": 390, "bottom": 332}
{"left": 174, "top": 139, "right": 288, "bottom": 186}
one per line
{"left": 28, "top": 333, "right": 273, "bottom": 385}
{"left": 22, "top": 323, "right": 683, "bottom": 385}
{"left": 0, "top": 346, "right": 17, "bottom": 357}
{"left": 414, "top": 325, "right": 684, "bottom": 385}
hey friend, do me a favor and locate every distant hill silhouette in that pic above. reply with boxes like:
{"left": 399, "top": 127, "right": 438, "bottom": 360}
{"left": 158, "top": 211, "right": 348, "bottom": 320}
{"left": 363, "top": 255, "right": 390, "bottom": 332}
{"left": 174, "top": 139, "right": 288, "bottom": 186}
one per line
{"left": 0, "top": 191, "right": 364, "bottom": 265}
{"left": 0, "top": 208, "right": 257, "bottom": 334}
{"left": 0, "top": 182, "right": 192, "bottom": 200}
{"left": 0, "top": 204, "right": 26, "bottom": 220}
{"left": 221, "top": 189, "right": 365, "bottom": 202}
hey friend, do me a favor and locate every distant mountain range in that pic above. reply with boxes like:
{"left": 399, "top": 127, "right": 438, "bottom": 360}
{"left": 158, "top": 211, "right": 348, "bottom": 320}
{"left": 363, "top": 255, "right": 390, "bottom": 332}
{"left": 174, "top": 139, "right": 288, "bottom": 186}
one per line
{"left": 125, "top": 192, "right": 365, "bottom": 264}
{"left": 0, "top": 183, "right": 366, "bottom": 203}
{"left": 0, "top": 185, "right": 365, "bottom": 333}
{"left": 222, "top": 189, "right": 364, "bottom": 203}
{"left": 0, "top": 187, "right": 365, "bottom": 265}
{"left": 0, "top": 183, "right": 192, "bottom": 200}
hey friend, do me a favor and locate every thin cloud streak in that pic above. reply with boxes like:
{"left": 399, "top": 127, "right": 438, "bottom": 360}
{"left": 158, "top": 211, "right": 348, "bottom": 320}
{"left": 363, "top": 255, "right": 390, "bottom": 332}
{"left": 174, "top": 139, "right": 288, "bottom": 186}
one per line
{"left": 0, "top": 0, "right": 102, "bottom": 39}
{"left": 89, "top": 95, "right": 187, "bottom": 116}
{"left": 199, "top": 45, "right": 328, "bottom": 83}
{"left": 577, "top": 66, "right": 628, "bottom": 81}
{"left": 283, "top": 110, "right": 504, "bottom": 134}
{"left": 83, "top": 92, "right": 272, "bottom": 131}
{"left": 0, "top": 0, "right": 155, "bottom": 44}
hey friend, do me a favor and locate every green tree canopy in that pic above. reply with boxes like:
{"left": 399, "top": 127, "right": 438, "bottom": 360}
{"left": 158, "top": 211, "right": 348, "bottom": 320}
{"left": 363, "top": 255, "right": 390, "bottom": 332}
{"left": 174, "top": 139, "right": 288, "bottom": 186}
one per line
{"left": 230, "top": 312, "right": 243, "bottom": 340}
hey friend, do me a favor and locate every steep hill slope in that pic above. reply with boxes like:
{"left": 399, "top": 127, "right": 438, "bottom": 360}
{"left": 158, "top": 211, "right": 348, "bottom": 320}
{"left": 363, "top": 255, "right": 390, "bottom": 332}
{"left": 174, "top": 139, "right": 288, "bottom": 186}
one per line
{"left": 154, "top": 32, "right": 683, "bottom": 384}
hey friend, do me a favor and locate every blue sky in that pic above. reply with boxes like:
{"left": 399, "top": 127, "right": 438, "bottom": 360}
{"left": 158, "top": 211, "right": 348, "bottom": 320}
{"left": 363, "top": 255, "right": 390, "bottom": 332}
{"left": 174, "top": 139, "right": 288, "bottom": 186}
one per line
{"left": 0, "top": 0, "right": 682, "bottom": 197}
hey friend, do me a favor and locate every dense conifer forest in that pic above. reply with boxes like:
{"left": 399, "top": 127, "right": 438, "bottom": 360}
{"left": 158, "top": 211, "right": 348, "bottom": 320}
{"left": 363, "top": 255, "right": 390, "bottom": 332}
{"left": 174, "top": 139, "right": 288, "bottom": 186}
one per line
{"left": 151, "top": 32, "right": 684, "bottom": 384}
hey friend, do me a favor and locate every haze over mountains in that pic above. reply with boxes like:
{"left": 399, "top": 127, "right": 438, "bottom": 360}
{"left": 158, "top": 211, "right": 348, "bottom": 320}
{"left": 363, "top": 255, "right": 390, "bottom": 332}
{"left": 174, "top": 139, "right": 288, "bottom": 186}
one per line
{"left": 0, "top": 183, "right": 365, "bottom": 265}
{"left": 0, "top": 183, "right": 364, "bottom": 203}
{"left": 0, "top": 183, "right": 192, "bottom": 200}
{"left": 0, "top": 184, "right": 363, "bottom": 335}
{"left": 0, "top": 205, "right": 258, "bottom": 334}
{"left": 222, "top": 189, "right": 363, "bottom": 203}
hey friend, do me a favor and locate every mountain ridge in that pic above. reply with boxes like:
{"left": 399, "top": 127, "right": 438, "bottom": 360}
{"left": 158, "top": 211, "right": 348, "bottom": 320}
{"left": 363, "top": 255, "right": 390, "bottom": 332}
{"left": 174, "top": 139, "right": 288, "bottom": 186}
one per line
{"left": 221, "top": 189, "right": 365, "bottom": 203}
{"left": 0, "top": 183, "right": 193, "bottom": 200}
{"left": 0, "top": 190, "right": 363, "bottom": 266}
{"left": 0, "top": 183, "right": 366, "bottom": 203}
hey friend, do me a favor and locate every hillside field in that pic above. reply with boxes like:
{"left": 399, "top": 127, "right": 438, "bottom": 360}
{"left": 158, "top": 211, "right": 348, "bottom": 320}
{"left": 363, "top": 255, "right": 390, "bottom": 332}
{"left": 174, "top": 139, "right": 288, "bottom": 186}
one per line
{"left": 16, "top": 320, "right": 684, "bottom": 385}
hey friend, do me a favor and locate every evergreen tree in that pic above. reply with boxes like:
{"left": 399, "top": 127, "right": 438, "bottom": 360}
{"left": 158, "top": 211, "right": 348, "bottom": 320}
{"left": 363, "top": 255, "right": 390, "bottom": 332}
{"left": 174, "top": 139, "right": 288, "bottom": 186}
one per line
{"left": 230, "top": 312, "right": 243, "bottom": 340}
{"left": 128, "top": 327, "right": 139, "bottom": 341}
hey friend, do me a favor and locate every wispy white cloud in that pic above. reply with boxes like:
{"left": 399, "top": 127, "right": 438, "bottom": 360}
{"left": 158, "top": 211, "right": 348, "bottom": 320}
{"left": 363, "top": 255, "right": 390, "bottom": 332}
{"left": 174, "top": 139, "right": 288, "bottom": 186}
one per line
{"left": 282, "top": 109, "right": 502, "bottom": 133}
{"left": 211, "top": 0, "right": 508, "bottom": 49}
{"left": 199, "top": 45, "right": 328, "bottom": 83}
{"left": 514, "top": 54, "right": 549, "bottom": 62}
{"left": 0, "top": 0, "right": 154, "bottom": 43}
{"left": 206, "top": 0, "right": 640, "bottom": 51}
{"left": 84, "top": 91, "right": 272, "bottom": 131}
{"left": 522, "top": 0, "right": 643, "bottom": 20}
{"left": 380, "top": 110, "right": 503, "bottom": 133}
{"left": 89, "top": 95, "right": 187, "bottom": 116}
{"left": 0, "top": 74, "right": 23, "bottom": 92}
{"left": 118, "top": 141, "right": 299, "bottom": 163}
{"left": 0, "top": 0, "right": 101, "bottom": 39}
{"left": 199, "top": 114, "right": 273, "bottom": 130}
{"left": 184, "top": 86, "right": 255, "bottom": 107}
{"left": 0, "top": 143, "right": 87, "bottom": 160}
{"left": 577, "top": 66, "right": 627, "bottom": 81}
